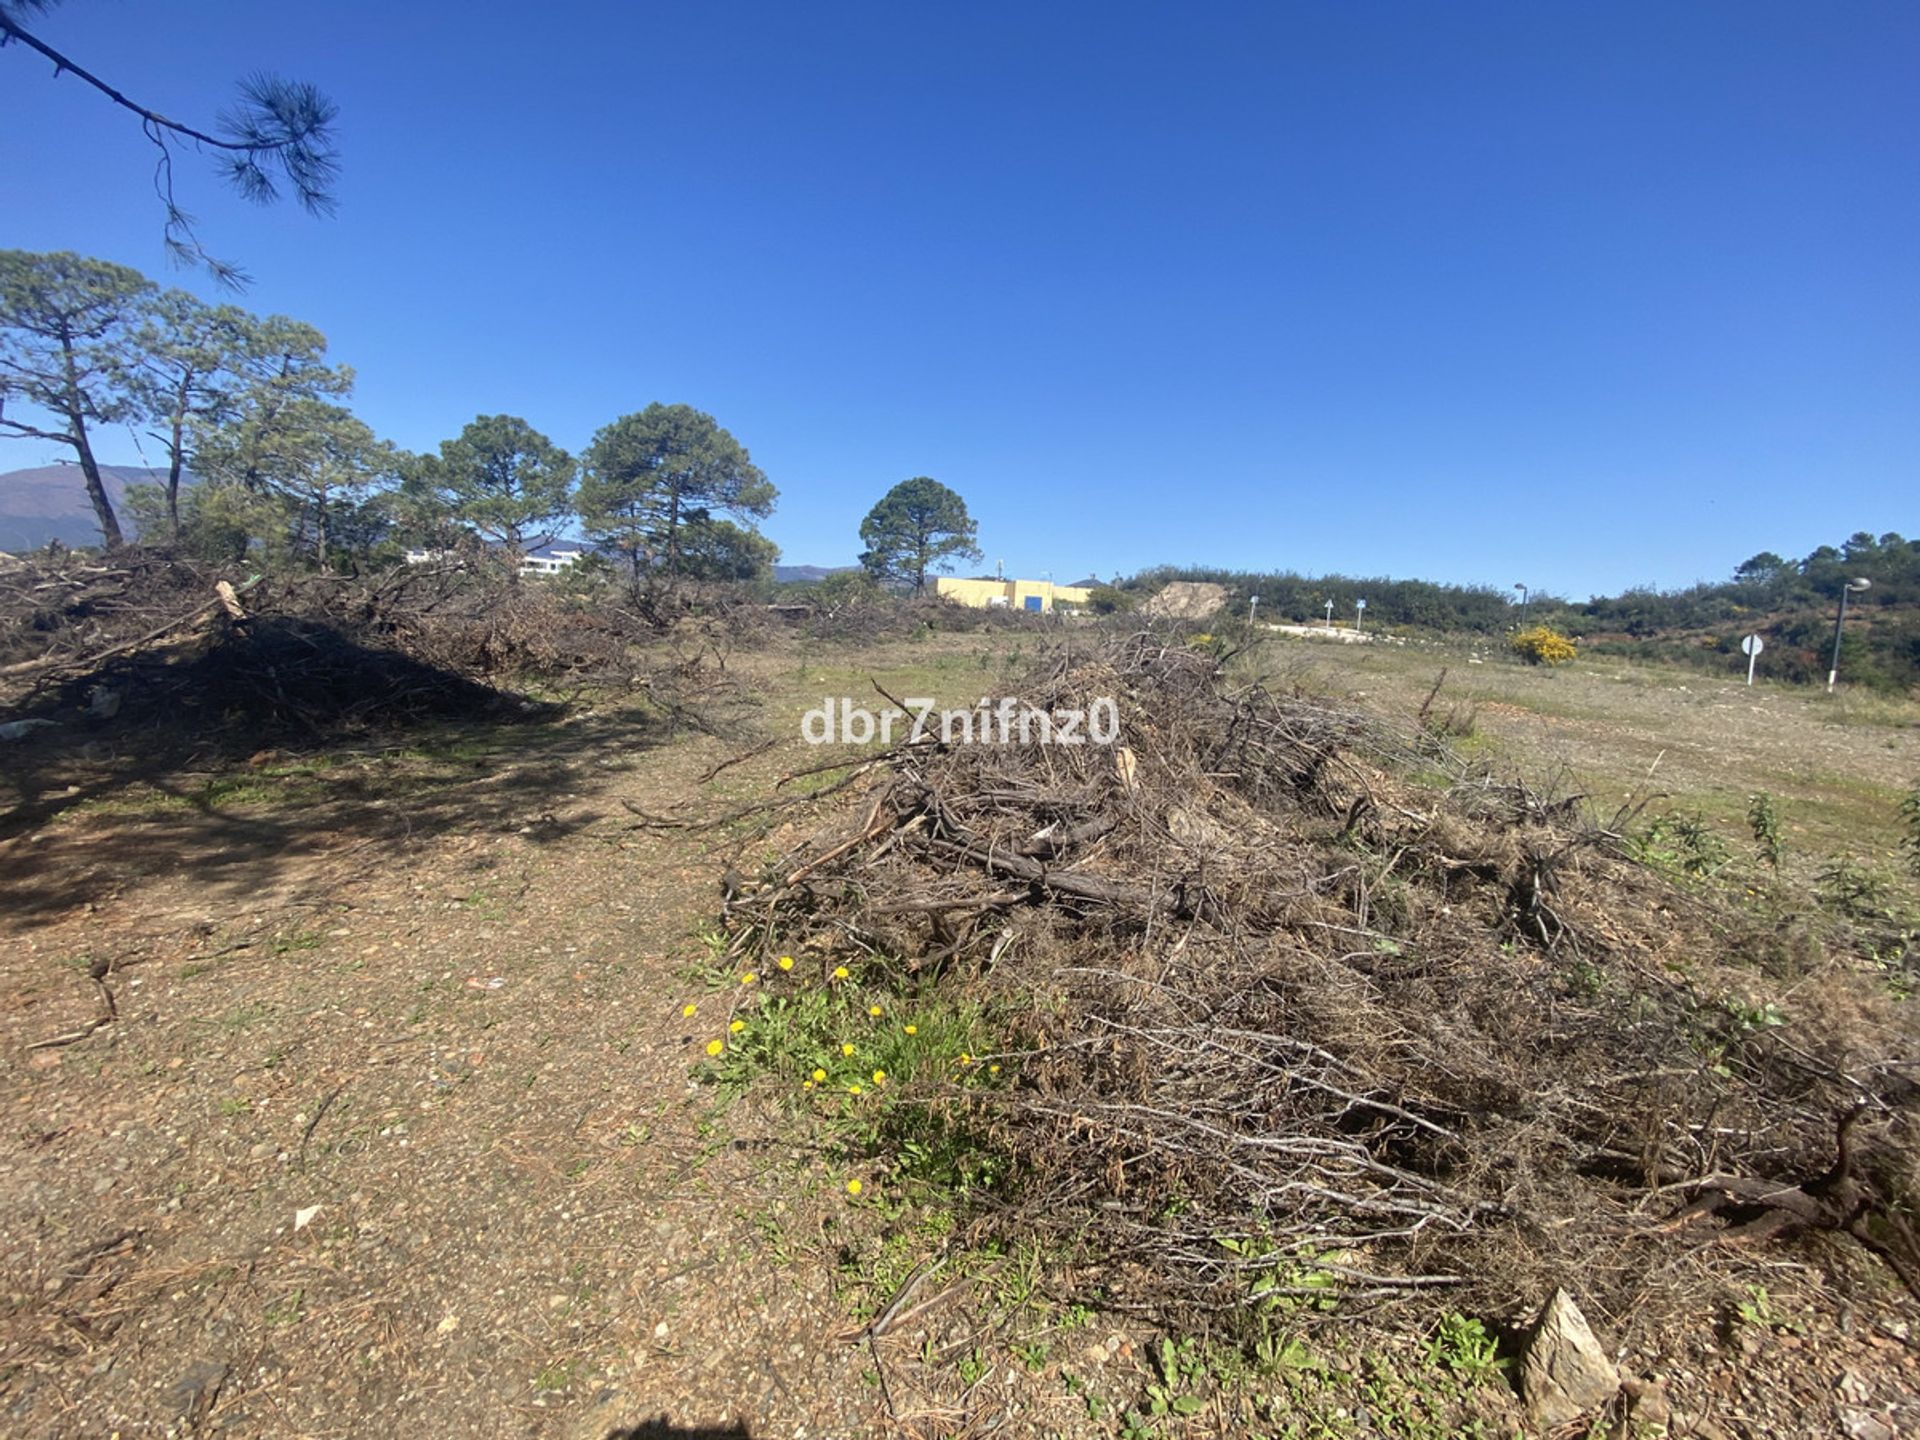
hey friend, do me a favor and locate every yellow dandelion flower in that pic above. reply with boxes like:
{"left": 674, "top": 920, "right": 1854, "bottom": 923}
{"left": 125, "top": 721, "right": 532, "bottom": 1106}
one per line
{"left": 903, "top": 1024, "right": 918, "bottom": 1036}
{"left": 847, "top": 1084, "right": 863, "bottom": 1096}
{"left": 705, "top": 1039, "right": 724, "bottom": 1057}
{"left": 872, "top": 1070, "right": 887, "bottom": 1085}
{"left": 989, "top": 1064, "right": 1002, "bottom": 1075}
{"left": 832, "top": 966, "right": 849, "bottom": 980}
{"left": 846, "top": 1178, "right": 863, "bottom": 1196}
{"left": 869, "top": 1004, "right": 883, "bottom": 1018}
{"left": 777, "top": 955, "right": 794, "bottom": 971}
{"left": 740, "top": 972, "right": 758, "bottom": 985}
{"left": 729, "top": 1019, "right": 746, "bottom": 1034}
{"left": 959, "top": 1053, "right": 973, "bottom": 1065}
{"left": 811, "top": 1068, "right": 827, "bottom": 1083}
{"left": 803, "top": 1080, "right": 814, "bottom": 1091}
{"left": 841, "top": 1042, "right": 856, "bottom": 1057}
{"left": 681, "top": 1003, "right": 697, "bottom": 1017}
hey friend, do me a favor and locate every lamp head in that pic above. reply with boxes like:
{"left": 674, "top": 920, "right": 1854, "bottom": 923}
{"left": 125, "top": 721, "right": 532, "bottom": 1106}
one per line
{"left": 1847, "top": 578, "right": 1872, "bottom": 593}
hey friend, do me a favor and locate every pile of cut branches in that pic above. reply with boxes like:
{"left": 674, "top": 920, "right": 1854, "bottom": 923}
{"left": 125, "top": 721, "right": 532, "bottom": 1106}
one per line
{"left": 718, "top": 634, "right": 1920, "bottom": 1336}
{"left": 0, "top": 552, "right": 611, "bottom": 736}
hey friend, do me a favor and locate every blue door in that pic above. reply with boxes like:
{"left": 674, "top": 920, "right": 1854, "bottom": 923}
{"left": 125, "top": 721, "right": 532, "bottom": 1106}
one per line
{"left": 1024, "top": 595, "right": 1043, "bottom": 612}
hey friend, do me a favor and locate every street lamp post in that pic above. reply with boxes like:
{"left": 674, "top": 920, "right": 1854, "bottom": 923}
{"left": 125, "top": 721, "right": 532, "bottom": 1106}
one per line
{"left": 1515, "top": 583, "right": 1529, "bottom": 629}
{"left": 1324, "top": 599, "right": 1334, "bottom": 629}
{"left": 1826, "top": 578, "right": 1872, "bottom": 693}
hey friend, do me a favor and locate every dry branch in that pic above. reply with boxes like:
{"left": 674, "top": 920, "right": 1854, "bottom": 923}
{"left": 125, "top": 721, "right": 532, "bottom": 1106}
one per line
{"left": 711, "top": 633, "right": 1920, "bottom": 1331}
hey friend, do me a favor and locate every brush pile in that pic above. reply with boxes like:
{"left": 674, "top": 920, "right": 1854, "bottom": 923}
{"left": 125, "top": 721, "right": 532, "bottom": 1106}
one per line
{"left": 723, "top": 633, "right": 1920, "bottom": 1336}
{"left": 0, "top": 551, "right": 637, "bottom": 737}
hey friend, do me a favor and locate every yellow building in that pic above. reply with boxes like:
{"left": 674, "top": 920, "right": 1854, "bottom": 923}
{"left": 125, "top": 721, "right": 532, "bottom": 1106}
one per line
{"left": 935, "top": 576, "right": 1093, "bottom": 613}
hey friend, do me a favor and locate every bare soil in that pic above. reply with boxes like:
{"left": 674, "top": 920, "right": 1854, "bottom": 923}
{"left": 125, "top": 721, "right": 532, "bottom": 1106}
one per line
{"left": 0, "top": 699, "right": 876, "bottom": 1438}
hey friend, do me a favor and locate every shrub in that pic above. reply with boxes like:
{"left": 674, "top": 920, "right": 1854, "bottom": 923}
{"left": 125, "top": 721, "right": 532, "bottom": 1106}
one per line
{"left": 1747, "top": 792, "right": 1784, "bottom": 869}
{"left": 1511, "top": 625, "right": 1577, "bottom": 666}
{"left": 1901, "top": 781, "right": 1920, "bottom": 878}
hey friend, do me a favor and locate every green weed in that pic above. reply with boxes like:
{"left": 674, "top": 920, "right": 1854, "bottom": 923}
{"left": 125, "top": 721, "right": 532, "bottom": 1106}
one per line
{"left": 1424, "top": 1312, "right": 1504, "bottom": 1383}
{"left": 1747, "top": 792, "right": 1784, "bottom": 869}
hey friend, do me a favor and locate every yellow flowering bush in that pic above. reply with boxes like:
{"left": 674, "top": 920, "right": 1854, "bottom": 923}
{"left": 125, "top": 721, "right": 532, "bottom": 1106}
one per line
{"left": 1511, "top": 625, "right": 1577, "bottom": 666}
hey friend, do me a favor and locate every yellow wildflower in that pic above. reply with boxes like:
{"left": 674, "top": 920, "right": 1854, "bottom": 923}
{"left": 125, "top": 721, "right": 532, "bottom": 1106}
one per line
{"left": 846, "top": 1179, "right": 862, "bottom": 1196}
{"left": 848, "top": 1084, "right": 863, "bottom": 1096}
{"left": 812, "top": 1068, "right": 827, "bottom": 1083}
{"left": 989, "top": 1064, "right": 1002, "bottom": 1075}
{"left": 681, "top": 1003, "right": 697, "bottom": 1018}
{"left": 841, "top": 1042, "right": 856, "bottom": 1057}
{"left": 903, "top": 1024, "right": 918, "bottom": 1036}
{"left": 869, "top": 1004, "right": 883, "bottom": 1018}
{"left": 740, "top": 972, "right": 758, "bottom": 985}
{"left": 705, "top": 1039, "right": 724, "bottom": 1057}
{"left": 872, "top": 1070, "right": 887, "bottom": 1085}
{"left": 959, "top": 1053, "right": 973, "bottom": 1065}
{"left": 832, "top": 966, "right": 849, "bottom": 980}
{"left": 729, "top": 1019, "right": 746, "bottom": 1034}
{"left": 777, "top": 956, "right": 794, "bottom": 971}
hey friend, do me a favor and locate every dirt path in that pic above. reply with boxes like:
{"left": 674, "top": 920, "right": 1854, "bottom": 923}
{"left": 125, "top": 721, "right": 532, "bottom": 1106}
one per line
{"left": 0, "top": 711, "right": 875, "bottom": 1438}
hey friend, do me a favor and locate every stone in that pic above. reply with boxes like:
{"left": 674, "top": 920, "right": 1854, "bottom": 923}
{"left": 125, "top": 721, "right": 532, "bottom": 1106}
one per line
{"left": 168, "top": 1359, "right": 227, "bottom": 1418}
{"left": 1624, "top": 1377, "right": 1672, "bottom": 1432}
{"left": 1840, "top": 1411, "right": 1895, "bottom": 1440}
{"left": 1519, "top": 1289, "right": 1620, "bottom": 1429}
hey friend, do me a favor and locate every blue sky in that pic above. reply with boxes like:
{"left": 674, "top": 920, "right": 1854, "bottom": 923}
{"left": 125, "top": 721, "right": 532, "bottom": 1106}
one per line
{"left": 2, "top": 1, "right": 1914, "bottom": 597}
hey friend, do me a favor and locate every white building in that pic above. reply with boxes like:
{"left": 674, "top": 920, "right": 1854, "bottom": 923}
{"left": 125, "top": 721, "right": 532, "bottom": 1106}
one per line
{"left": 518, "top": 546, "right": 586, "bottom": 577}
{"left": 402, "top": 544, "right": 589, "bottom": 577}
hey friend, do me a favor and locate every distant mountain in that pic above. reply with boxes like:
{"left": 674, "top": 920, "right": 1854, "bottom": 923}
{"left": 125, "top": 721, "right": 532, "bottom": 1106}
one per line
{"left": 0, "top": 464, "right": 170, "bottom": 551}
{"left": 774, "top": 564, "right": 858, "bottom": 584}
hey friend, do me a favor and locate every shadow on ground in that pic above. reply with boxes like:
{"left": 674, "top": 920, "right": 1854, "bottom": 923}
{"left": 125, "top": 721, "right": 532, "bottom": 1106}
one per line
{"left": 0, "top": 701, "right": 676, "bottom": 927}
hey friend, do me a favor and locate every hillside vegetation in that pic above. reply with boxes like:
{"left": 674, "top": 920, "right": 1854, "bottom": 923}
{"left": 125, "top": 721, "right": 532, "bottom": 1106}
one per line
{"left": 1128, "top": 529, "right": 1920, "bottom": 691}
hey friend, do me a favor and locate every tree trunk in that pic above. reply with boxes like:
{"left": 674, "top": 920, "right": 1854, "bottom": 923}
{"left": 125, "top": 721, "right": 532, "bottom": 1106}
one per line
{"left": 315, "top": 483, "right": 330, "bottom": 571}
{"left": 61, "top": 330, "right": 123, "bottom": 548}
{"left": 72, "top": 427, "right": 124, "bottom": 549}
{"left": 165, "top": 374, "right": 189, "bottom": 538}
{"left": 503, "top": 524, "right": 525, "bottom": 585}
{"left": 666, "top": 484, "right": 681, "bottom": 578}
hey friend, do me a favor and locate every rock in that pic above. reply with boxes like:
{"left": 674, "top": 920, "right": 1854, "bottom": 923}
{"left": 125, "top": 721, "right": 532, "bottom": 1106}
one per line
{"left": 1624, "top": 1377, "right": 1672, "bottom": 1432}
{"left": 1141, "top": 581, "right": 1228, "bottom": 621}
{"left": 1519, "top": 1289, "right": 1620, "bottom": 1429}
{"left": 168, "top": 1359, "right": 227, "bottom": 1418}
{"left": 1840, "top": 1410, "right": 1895, "bottom": 1440}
